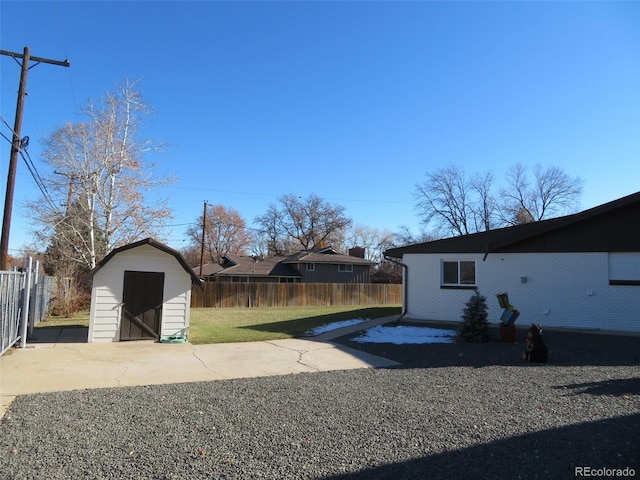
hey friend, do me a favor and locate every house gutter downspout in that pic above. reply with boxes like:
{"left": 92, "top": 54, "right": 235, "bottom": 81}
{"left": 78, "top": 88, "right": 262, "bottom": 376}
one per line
{"left": 383, "top": 254, "right": 408, "bottom": 324}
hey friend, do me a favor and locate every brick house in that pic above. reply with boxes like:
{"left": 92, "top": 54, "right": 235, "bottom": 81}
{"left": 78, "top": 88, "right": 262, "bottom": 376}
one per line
{"left": 385, "top": 192, "right": 640, "bottom": 333}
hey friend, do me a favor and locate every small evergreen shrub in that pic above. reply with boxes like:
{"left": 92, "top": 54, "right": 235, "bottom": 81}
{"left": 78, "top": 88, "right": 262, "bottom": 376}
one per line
{"left": 459, "top": 289, "right": 490, "bottom": 342}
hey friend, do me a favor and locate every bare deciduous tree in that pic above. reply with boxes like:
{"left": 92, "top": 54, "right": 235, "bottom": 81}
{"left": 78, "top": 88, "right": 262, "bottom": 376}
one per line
{"left": 469, "top": 170, "right": 497, "bottom": 232}
{"left": 254, "top": 194, "right": 352, "bottom": 255}
{"left": 500, "top": 163, "right": 584, "bottom": 224}
{"left": 394, "top": 226, "right": 436, "bottom": 246}
{"left": 414, "top": 162, "right": 583, "bottom": 237}
{"left": 185, "top": 204, "right": 253, "bottom": 264}
{"left": 252, "top": 204, "right": 296, "bottom": 257}
{"left": 414, "top": 164, "right": 497, "bottom": 237}
{"left": 345, "top": 224, "right": 396, "bottom": 263}
{"left": 28, "top": 79, "right": 175, "bottom": 270}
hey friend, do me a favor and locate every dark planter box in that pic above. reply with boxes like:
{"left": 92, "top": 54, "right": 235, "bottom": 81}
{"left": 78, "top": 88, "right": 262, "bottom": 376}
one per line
{"left": 500, "top": 325, "right": 517, "bottom": 343}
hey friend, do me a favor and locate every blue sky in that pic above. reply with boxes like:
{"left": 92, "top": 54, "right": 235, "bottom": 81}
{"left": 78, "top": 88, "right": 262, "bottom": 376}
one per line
{"left": 1, "top": 1, "right": 639, "bottom": 254}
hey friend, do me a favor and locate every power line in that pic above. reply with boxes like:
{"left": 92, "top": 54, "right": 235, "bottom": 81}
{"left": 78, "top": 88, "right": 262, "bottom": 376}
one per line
{"left": 166, "top": 185, "right": 411, "bottom": 206}
{"left": 51, "top": 1, "right": 79, "bottom": 113}
{"left": 19, "top": 147, "right": 58, "bottom": 211}
{"left": 0, "top": 113, "right": 19, "bottom": 136}
{"left": 2, "top": 111, "right": 61, "bottom": 213}
{"left": 0, "top": 131, "right": 13, "bottom": 146}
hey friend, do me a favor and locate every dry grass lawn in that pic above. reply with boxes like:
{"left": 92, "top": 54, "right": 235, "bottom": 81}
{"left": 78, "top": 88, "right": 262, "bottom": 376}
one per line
{"left": 36, "top": 305, "right": 401, "bottom": 344}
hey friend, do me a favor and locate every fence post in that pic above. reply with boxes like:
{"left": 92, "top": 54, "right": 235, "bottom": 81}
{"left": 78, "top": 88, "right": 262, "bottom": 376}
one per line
{"left": 28, "top": 260, "right": 40, "bottom": 336}
{"left": 19, "top": 256, "right": 33, "bottom": 348}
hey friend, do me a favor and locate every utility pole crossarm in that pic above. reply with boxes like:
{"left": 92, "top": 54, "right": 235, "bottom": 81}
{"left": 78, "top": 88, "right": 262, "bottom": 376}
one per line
{"left": 0, "top": 49, "right": 70, "bottom": 68}
{"left": 0, "top": 46, "right": 70, "bottom": 270}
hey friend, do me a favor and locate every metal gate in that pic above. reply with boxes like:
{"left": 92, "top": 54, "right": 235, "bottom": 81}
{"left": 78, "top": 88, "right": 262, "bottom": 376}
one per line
{"left": 0, "top": 258, "right": 54, "bottom": 356}
{"left": 0, "top": 271, "right": 24, "bottom": 355}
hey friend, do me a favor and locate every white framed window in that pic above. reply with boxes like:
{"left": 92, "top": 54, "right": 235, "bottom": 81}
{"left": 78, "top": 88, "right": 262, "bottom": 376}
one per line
{"left": 306, "top": 263, "right": 315, "bottom": 272}
{"left": 338, "top": 264, "right": 353, "bottom": 273}
{"left": 609, "top": 253, "right": 640, "bottom": 285}
{"left": 442, "top": 260, "right": 476, "bottom": 287}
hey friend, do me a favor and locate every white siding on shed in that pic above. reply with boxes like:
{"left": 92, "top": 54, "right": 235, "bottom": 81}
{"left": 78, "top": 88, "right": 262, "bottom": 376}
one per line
{"left": 404, "top": 252, "right": 640, "bottom": 333}
{"left": 88, "top": 244, "right": 192, "bottom": 342}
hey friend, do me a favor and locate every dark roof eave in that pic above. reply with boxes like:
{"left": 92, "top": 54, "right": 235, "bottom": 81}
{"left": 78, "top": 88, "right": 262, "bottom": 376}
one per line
{"left": 384, "top": 191, "right": 640, "bottom": 257}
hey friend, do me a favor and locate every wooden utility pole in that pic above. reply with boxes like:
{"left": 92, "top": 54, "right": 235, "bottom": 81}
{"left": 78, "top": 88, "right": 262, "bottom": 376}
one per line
{"left": 199, "top": 201, "right": 207, "bottom": 278}
{"left": 54, "top": 170, "right": 75, "bottom": 216}
{"left": 0, "top": 47, "right": 70, "bottom": 270}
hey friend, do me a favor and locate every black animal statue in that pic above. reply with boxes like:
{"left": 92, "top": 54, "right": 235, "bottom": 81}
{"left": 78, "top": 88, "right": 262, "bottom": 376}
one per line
{"left": 522, "top": 324, "right": 548, "bottom": 363}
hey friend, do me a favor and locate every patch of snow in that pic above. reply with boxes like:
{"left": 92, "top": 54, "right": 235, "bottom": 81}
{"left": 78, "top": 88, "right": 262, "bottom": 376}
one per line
{"left": 306, "top": 319, "right": 368, "bottom": 336}
{"left": 352, "top": 325, "right": 457, "bottom": 345}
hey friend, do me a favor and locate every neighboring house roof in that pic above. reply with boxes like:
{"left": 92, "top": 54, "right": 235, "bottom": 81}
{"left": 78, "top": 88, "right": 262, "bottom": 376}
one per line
{"left": 194, "top": 262, "right": 225, "bottom": 276}
{"left": 385, "top": 191, "right": 640, "bottom": 258}
{"left": 282, "top": 248, "right": 376, "bottom": 266}
{"left": 86, "top": 237, "right": 202, "bottom": 286}
{"left": 213, "top": 254, "right": 301, "bottom": 279}
{"left": 204, "top": 247, "right": 376, "bottom": 279}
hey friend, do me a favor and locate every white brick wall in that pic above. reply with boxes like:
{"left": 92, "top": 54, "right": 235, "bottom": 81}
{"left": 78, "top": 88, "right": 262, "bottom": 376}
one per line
{"left": 403, "top": 252, "right": 640, "bottom": 333}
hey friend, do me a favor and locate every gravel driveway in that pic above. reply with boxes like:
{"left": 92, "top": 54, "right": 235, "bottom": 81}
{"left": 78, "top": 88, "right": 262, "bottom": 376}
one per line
{"left": 1, "top": 324, "right": 639, "bottom": 480}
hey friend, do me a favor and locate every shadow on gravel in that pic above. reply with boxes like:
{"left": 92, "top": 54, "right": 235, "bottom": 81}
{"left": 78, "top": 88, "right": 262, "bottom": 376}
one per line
{"left": 552, "top": 377, "right": 640, "bottom": 397}
{"left": 322, "top": 413, "right": 640, "bottom": 480}
{"left": 332, "top": 321, "right": 640, "bottom": 369}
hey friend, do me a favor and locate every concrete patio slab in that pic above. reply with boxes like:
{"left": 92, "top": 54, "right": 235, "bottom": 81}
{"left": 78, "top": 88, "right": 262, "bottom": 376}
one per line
{"left": 0, "top": 318, "right": 400, "bottom": 418}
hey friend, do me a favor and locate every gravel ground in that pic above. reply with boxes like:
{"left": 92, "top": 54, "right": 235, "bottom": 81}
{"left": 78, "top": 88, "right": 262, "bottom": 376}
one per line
{"left": 1, "top": 324, "right": 639, "bottom": 480}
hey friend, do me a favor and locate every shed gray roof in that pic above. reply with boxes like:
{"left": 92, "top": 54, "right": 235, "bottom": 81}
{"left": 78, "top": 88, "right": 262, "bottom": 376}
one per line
{"left": 385, "top": 191, "right": 640, "bottom": 258}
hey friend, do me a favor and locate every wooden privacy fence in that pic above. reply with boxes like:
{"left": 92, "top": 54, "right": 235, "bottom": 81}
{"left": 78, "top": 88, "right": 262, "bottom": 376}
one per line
{"left": 191, "top": 282, "right": 402, "bottom": 308}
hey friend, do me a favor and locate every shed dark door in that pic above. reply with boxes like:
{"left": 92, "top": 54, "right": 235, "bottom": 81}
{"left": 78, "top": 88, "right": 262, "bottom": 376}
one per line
{"left": 120, "top": 271, "right": 164, "bottom": 341}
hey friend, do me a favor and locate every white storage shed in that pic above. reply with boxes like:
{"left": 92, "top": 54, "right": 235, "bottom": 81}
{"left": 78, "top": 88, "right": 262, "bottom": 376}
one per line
{"left": 87, "top": 238, "right": 201, "bottom": 342}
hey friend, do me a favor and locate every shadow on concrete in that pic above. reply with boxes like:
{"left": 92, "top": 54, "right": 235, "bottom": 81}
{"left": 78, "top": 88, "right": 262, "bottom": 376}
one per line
{"left": 320, "top": 412, "right": 640, "bottom": 480}
{"left": 27, "top": 327, "right": 88, "bottom": 344}
{"left": 332, "top": 320, "right": 640, "bottom": 369}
